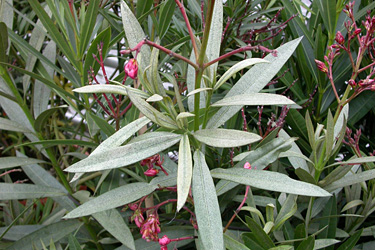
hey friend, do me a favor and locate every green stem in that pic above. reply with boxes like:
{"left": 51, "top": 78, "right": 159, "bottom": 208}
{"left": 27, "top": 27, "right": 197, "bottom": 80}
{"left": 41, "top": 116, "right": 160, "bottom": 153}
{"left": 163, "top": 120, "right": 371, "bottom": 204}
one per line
{"left": 193, "top": 0, "right": 215, "bottom": 131}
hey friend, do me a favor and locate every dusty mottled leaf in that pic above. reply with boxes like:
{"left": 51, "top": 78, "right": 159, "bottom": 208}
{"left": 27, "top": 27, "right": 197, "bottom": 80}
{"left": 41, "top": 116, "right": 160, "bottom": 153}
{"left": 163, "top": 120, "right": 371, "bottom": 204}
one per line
{"left": 64, "top": 182, "right": 157, "bottom": 218}
{"left": 193, "top": 129, "right": 262, "bottom": 148}
{"left": 211, "top": 168, "right": 331, "bottom": 197}
{"left": 193, "top": 150, "right": 224, "bottom": 250}
{"left": 177, "top": 134, "right": 193, "bottom": 211}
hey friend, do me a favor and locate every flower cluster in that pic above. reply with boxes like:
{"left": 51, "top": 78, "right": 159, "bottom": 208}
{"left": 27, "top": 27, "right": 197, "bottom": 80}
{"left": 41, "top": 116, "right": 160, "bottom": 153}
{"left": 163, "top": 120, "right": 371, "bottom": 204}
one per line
{"left": 140, "top": 154, "right": 168, "bottom": 177}
{"left": 315, "top": 2, "right": 375, "bottom": 104}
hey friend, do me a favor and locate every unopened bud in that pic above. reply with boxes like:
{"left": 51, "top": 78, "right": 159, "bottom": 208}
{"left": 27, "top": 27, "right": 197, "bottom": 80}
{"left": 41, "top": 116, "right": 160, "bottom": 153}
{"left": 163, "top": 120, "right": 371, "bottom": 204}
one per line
{"left": 124, "top": 59, "right": 138, "bottom": 79}
{"left": 144, "top": 168, "right": 159, "bottom": 176}
{"left": 335, "top": 31, "right": 345, "bottom": 44}
{"left": 348, "top": 79, "right": 356, "bottom": 87}
{"left": 315, "top": 59, "right": 328, "bottom": 73}
{"left": 354, "top": 28, "right": 361, "bottom": 36}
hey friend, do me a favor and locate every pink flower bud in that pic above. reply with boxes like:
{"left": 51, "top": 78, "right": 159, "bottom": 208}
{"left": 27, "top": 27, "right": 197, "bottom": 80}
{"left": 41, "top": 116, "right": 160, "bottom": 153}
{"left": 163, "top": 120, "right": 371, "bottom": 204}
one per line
{"left": 335, "top": 31, "right": 345, "bottom": 44}
{"left": 354, "top": 28, "right": 361, "bottom": 36}
{"left": 244, "top": 162, "right": 252, "bottom": 169}
{"left": 159, "top": 235, "right": 171, "bottom": 246}
{"left": 144, "top": 168, "right": 159, "bottom": 176}
{"left": 348, "top": 79, "right": 356, "bottom": 87}
{"left": 315, "top": 59, "right": 328, "bottom": 73}
{"left": 124, "top": 59, "right": 138, "bottom": 79}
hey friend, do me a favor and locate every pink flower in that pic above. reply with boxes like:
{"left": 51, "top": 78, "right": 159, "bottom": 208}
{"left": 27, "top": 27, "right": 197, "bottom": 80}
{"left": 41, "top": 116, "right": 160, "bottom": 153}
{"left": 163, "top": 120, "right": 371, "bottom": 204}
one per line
{"left": 335, "top": 31, "right": 345, "bottom": 44}
{"left": 140, "top": 214, "right": 161, "bottom": 242}
{"left": 244, "top": 162, "right": 252, "bottom": 169}
{"left": 124, "top": 59, "right": 138, "bottom": 79}
{"left": 159, "top": 235, "right": 171, "bottom": 246}
{"left": 144, "top": 168, "right": 159, "bottom": 176}
{"left": 131, "top": 209, "right": 144, "bottom": 228}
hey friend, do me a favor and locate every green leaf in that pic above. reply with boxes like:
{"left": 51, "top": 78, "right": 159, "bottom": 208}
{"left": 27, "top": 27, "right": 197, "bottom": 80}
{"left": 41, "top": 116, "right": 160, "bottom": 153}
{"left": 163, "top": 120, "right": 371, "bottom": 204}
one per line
{"left": 136, "top": 0, "right": 153, "bottom": 17}
{"left": 63, "top": 182, "right": 157, "bottom": 218}
{"left": 326, "top": 156, "right": 375, "bottom": 168}
{"left": 0, "top": 183, "right": 65, "bottom": 200}
{"left": 274, "top": 194, "right": 297, "bottom": 230}
{"left": 214, "top": 59, "right": 268, "bottom": 90}
{"left": 18, "top": 139, "right": 97, "bottom": 149}
{"left": 33, "top": 41, "right": 56, "bottom": 117}
{"left": 296, "top": 235, "right": 315, "bottom": 250}
{"left": 316, "top": 0, "right": 336, "bottom": 39}
{"left": 177, "top": 134, "right": 193, "bottom": 211}
{"left": 206, "top": 0, "right": 223, "bottom": 77}
{"left": 207, "top": 37, "right": 303, "bottom": 128}
{"left": 93, "top": 209, "right": 135, "bottom": 250}
{"left": 121, "top": 1, "right": 151, "bottom": 72}
{"left": 16, "top": 152, "right": 76, "bottom": 211}
{"left": 211, "top": 168, "right": 331, "bottom": 197}
{"left": 325, "top": 110, "right": 334, "bottom": 160}
{"left": 0, "top": 156, "right": 45, "bottom": 170}
{"left": 216, "top": 137, "right": 294, "bottom": 196}
{"left": 79, "top": 0, "right": 100, "bottom": 56}
{"left": 74, "top": 83, "right": 150, "bottom": 99}
{"left": 336, "top": 229, "right": 362, "bottom": 250}
{"left": 211, "top": 93, "right": 301, "bottom": 109}
{"left": 314, "top": 239, "right": 340, "bottom": 249}
{"left": 65, "top": 132, "right": 181, "bottom": 173}
{"left": 325, "top": 169, "right": 375, "bottom": 192}
{"left": 278, "top": 129, "right": 310, "bottom": 171}
{"left": 22, "top": 5, "right": 50, "bottom": 91}
{"left": 0, "top": 22, "right": 8, "bottom": 63}
{"left": 224, "top": 233, "right": 251, "bottom": 250}
{"left": 187, "top": 87, "right": 212, "bottom": 97}
{"left": 68, "top": 234, "right": 82, "bottom": 250}
{"left": 6, "top": 220, "right": 82, "bottom": 250}
{"left": 158, "top": 0, "right": 176, "bottom": 38}
{"left": 245, "top": 216, "right": 275, "bottom": 249}
{"left": 193, "top": 128, "right": 262, "bottom": 148}
{"left": 34, "top": 105, "right": 67, "bottom": 133}
{"left": 127, "top": 91, "right": 179, "bottom": 130}
{"left": 193, "top": 150, "right": 224, "bottom": 250}
{"left": 86, "top": 112, "right": 115, "bottom": 137}
{"left": 0, "top": 225, "right": 43, "bottom": 241}
{"left": 28, "top": 0, "right": 78, "bottom": 69}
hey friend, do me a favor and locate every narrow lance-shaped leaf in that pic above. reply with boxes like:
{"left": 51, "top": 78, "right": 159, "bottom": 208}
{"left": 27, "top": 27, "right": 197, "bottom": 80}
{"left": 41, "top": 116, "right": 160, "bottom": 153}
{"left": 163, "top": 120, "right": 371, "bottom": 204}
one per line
{"left": 211, "top": 93, "right": 301, "bottom": 109}
{"left": 16, "top": 151, "right": 76, "bottom": 211}
{"left": 207, "top": 37, "right": 303, "bottom": 128}
{"left": 193, "top": 150, "right": 225, "bottom": 250}
{"left": 93, "top": 209, "right": 135, "bottom": 250}
{"left": 73, "top": 84, "right": 150, "bottom": 99}
{"left": 6, "top": 220, "right": 82, "bottom": 250}
{"left": 206, "top": 0, "right": 223, "bottom": 78}
{"left": 65, "top": 132, "right": 181, "bottom": 173}
{"left": 0, "top": 117, "right": 31, "bottom": 133}
{"left": 214, "top": 59, "right": 268, "bottom": 91}
{"left": 216, "top": 137, "right": 295, "bottom": 196}
{"left": 120, "top": 1, "right": 151, "bottom": 72}
{"left": 193, "top": 128, "right": 262, "bottom": 148}
{"left": 79, "top": 0, "right": 100, "bottom": 56}
{"left": 211, "top": 168, "right": 331, "bottom": 197}
{"left": 64, "top": 182, "right": 157, "bottom": 218}
{"left": 127, "top": 90, "right": 179, "bottom": 130}
{"left": 0, "top": 183, "right": 66, "bottom": 200}
{"left": 177, "top": 134, "right": 193, "bottom": 211}
{"left": 33, "top": 41, "right": 56, "bottom": 117}
{"left": 0, "top": 156, "right": 45, "bottom": 170}
{"left": 325, "top": 169, "right": 375, "bottom": 192}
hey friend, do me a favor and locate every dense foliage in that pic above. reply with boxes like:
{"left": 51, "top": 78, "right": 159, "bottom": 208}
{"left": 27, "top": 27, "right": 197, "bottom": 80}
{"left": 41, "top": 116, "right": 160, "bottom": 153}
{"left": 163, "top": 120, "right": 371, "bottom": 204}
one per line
{"left": 1, "top": 0, "right": 375, "bottom": 249}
